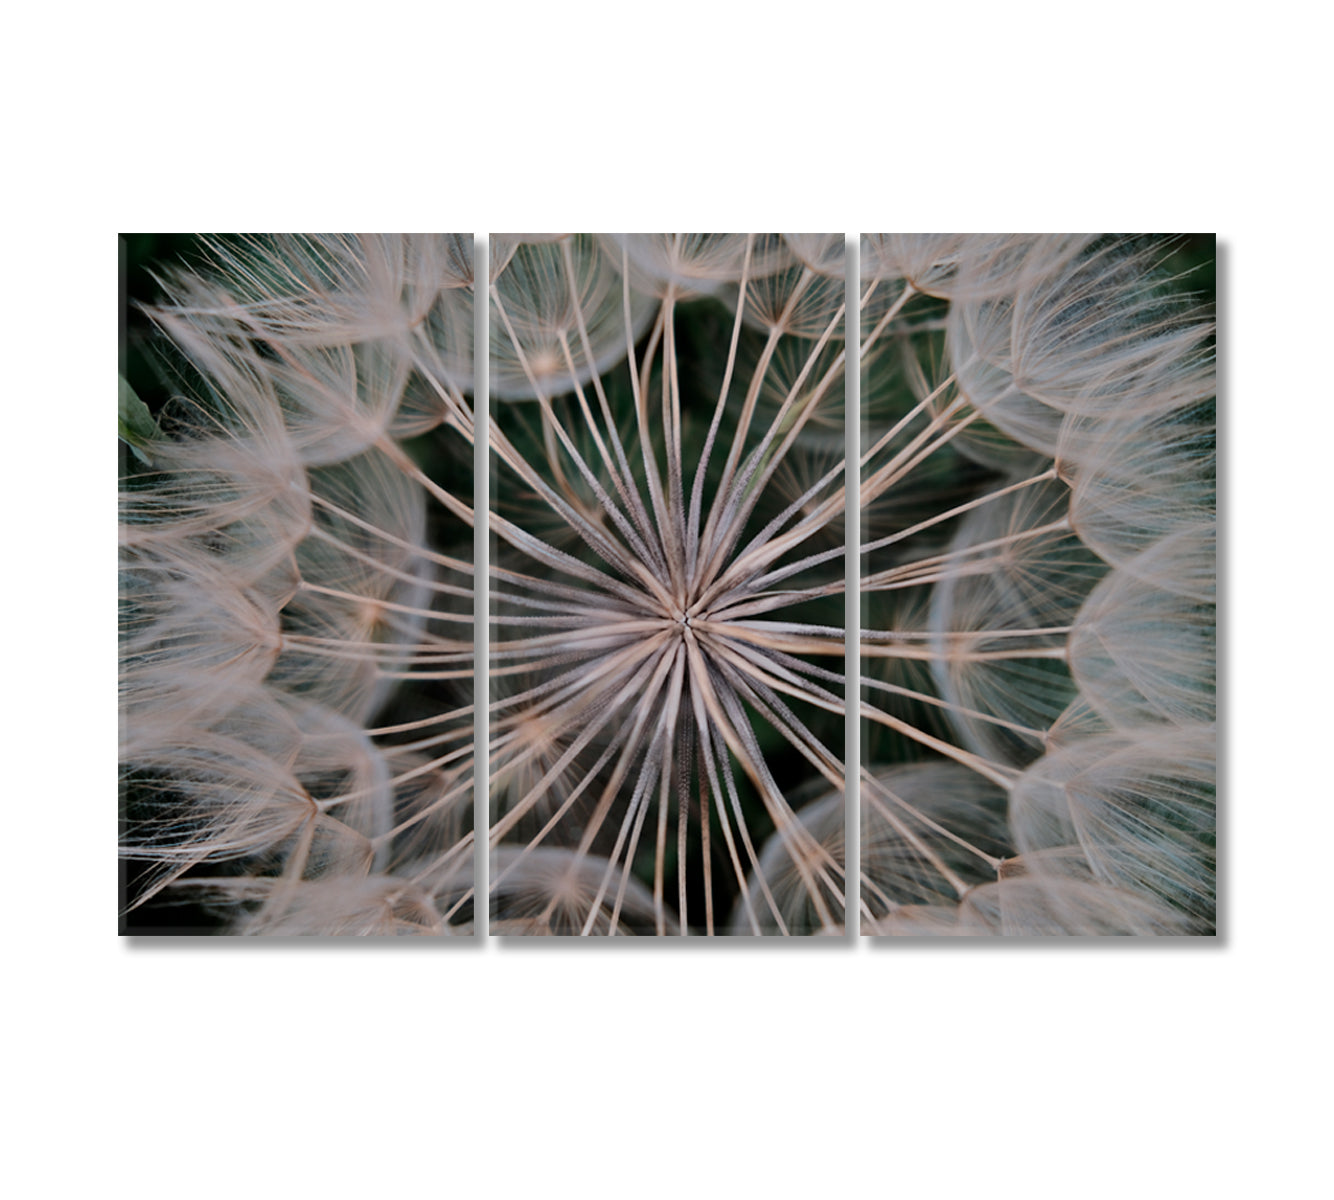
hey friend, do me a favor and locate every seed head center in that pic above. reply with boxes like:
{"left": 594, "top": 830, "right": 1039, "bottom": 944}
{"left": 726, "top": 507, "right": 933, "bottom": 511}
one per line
{"left": 662, "top": 601, "right": 694, "bottom": 633}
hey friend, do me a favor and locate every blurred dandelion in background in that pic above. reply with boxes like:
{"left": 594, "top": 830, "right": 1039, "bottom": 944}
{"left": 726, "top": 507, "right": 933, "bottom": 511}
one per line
{"left": 119, "top": 232, "right": 1215, "bottom": 937}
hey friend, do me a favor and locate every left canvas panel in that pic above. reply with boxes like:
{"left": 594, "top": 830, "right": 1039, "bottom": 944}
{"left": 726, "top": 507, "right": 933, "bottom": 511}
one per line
{"left": 119, "top": 235, "right": 477, "bottom": 934}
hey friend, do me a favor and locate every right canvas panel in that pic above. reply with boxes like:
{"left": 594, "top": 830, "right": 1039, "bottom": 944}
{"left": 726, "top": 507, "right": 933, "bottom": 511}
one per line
{"left": 858, "top": 235, "right": 1217, "bottom": 935}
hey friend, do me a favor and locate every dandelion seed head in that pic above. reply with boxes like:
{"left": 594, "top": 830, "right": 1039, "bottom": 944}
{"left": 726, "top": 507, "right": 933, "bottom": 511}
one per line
{"left": 120, "top": 231, "right": 1215, "bottom": 936}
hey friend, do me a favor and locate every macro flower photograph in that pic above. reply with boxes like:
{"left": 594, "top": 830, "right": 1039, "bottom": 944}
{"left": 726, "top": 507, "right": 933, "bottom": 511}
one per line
{"left": 488, "top": 234, "right": 850, "bottom": 935}
{"left": 61, "top": 15, "right": 1323, "bottom": 1200}
{"left": 119, "top": 234, "right": 480, "bottom": 934}
{"left": 857, "top": 235, "right": 1216, "bottom": 935}
{"left": 118, "top": 232, "right": 1215, "bottom": 937}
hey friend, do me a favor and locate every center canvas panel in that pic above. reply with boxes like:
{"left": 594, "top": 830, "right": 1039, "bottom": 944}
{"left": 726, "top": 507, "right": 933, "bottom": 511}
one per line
{"left": 487, "top": 234, "right": 849, "bottom": 936}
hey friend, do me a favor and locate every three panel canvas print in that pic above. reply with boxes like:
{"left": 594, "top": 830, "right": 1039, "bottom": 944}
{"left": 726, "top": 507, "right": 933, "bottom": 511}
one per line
{"left": 119, "top": 234, "right": 1216, "bottom": 936}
